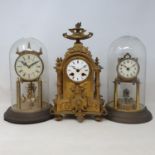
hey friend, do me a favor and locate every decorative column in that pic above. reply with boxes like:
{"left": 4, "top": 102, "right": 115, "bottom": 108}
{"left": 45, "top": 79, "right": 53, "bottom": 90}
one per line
{"left": 56, "top": 58, "right": 63, "bottom": 99}
{"left": 16, "top": 78, "right": 21, "bottom": 109}
{"left": 95, "top": 70, "right": 100, "bottom": 99}
{"left": 136, "top": 79, "right": 140, "bottom": 111}
{"left": 38, "top": 80, "right": 42, "bottom": 108}
{"left": 114, "top": 79, "right": 118, "bottom": 109}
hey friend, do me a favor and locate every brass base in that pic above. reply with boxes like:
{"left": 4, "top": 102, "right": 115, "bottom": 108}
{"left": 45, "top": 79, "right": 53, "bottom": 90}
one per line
{"left": 4, "top": 104, "right": 53, "bottom": 124}
{"left": 106, "top": 104, "right": 152, "bottom": 124}
{"left": 54, "top": 113, "right": 105, "bottom": 122}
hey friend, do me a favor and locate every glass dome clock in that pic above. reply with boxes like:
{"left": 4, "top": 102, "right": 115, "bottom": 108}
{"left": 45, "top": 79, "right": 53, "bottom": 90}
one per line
{"left": 4, "top": 38, "right": 52, "bottom": 124}
{"left": 106, "top": 36, "right": 152, "bottom": 123}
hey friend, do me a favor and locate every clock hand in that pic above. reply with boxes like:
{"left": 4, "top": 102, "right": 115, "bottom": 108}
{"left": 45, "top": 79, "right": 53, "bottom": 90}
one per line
{"left": 21, "top": 61, "right": 29, "bottom": 68}
{"left": 121, "top": 64, "right": 128, "bottom": 69}
{"left": 71, "top": 66, "right": 76, "bottom": 69}
{"left": 28, "top": 61, "right": 40, "bottom": 68}
{"left": 130, "top": 63, "right": 136, "bottom": 68}
{"left": 79, "top": 65, "right": 87, "bottom": 70}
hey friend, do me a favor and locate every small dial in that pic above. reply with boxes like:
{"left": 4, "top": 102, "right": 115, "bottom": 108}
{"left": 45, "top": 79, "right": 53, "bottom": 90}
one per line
{"left": 15, "top": 53, "right": 43, "bottom": 81}
{"left": 117, "top": 58, "right": 139, "bottom": 80}
{"left": 66, "top": 59, "right": 90, "bottom": 82}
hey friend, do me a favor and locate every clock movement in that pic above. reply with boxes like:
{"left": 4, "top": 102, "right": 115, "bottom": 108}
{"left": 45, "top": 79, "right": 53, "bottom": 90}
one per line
{"left": 53, "top": 23, "right": 107, "bottom": 122}
{"left": 106, "top": 36, "right": 152, "bottom": 123}
{"left": 4, "top": 38, "right": 52, "bottom": 124}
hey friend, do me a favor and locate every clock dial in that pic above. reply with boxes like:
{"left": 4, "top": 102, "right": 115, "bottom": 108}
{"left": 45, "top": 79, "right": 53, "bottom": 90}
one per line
{"left": 15, "top": 53, "right": 43, "bottom": 81}
{"left": 117, "top": 59, "right": 139, "bottom": 79}
{"left": 66, "top": 59, "right": 90, "bottom": 82}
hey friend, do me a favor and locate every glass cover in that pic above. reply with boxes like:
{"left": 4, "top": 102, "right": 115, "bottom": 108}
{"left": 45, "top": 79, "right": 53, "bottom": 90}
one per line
{"left": 107, "top": 35, "right": 146, "bottom": 111}
{"left": 9, "top": 37, "right": 49, "bottom": 112}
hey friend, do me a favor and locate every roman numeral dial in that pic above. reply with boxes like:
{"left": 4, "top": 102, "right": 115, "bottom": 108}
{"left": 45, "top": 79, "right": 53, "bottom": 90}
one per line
{"left": 15, "top": 53, "right": 43, "bottom": 81}
{"left": 66, "top": 59, "right": 90, "bottom": 82}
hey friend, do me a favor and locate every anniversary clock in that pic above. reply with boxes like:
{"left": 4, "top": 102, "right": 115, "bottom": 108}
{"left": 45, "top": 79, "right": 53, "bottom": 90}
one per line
{"left": 4, "top": 38, "right": 52, "bottom": 124}
{"left": 53, "top": 23, "right": 107, "bottom": 122}
{"left": 106, "top": 36, "right": 152, "bottom": 123}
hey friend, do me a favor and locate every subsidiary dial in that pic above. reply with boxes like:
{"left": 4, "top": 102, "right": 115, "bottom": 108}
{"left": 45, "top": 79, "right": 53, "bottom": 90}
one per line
{"left": 66, "top": 59, "right": 90, "bottom": 82}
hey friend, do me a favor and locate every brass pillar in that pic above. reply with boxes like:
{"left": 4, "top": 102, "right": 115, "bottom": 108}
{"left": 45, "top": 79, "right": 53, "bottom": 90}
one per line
{"left": 38, "top": 80, "right": 42, "bottom": 108}
{"left": 16, "top": 78, "right": 21, "bottom": 109}
{"left": 95, "top": 71, "right": 100, "bottom": 99}
{"left": 136, "top": 80, "right": 140, "bottom": 110}
{"left": 114, "top": 79, "right": 118, "bottom": 109}
{"left": 57, "top": 69, "right": 62, "bottom": 98}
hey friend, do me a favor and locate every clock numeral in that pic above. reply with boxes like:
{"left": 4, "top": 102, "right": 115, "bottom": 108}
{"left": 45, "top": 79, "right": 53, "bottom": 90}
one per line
{"left": 36, "top": 70, "right": 40, "bottom": 73}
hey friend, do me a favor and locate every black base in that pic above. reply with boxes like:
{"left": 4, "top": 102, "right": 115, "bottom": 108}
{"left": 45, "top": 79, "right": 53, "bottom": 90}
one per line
{"left": 4, "top": 105, "right": 53, "bottom": 124}
{"left": 106, "top": 104, "right": 152, "bottom": 124}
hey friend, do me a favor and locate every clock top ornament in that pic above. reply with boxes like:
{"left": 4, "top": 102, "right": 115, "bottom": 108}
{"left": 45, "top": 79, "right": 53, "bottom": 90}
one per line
{"left": 63, "top": 22, "right": 93, "bottom": 43}
{"left": 54, "top": 23, "right": 107, "bottom": 122}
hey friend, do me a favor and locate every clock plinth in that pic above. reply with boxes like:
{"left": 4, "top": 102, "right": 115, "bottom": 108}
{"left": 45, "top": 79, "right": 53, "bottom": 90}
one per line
{"left": 4, "top": 104, "right": 53, "bottom": 124}
{"left": 106, "top": 104, "right": 152, "bottom": 124}
{"left": 53, "top": 23, "right": 107, "bottom": 122}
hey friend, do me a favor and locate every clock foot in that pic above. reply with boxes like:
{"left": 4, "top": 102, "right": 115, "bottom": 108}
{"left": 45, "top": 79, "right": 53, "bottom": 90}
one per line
{"left": 77, "top": 116, "right": 84, "bottom": 122}
{"left": 55, "top": 115, "right": 63, "bottom": 121}
{"left": 95, "top": 115, "right": 102, "bottom": 121}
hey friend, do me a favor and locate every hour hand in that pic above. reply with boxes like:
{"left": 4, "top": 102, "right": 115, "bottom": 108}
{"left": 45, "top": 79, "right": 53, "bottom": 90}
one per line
{"left": 29, "top": 61, "right": 39, "bottom": 68}
{"left": 71, "top": 66, "right": 77, "bottom": 70}
{"left": 21, "top": 61, "right": 28, "bottom": 67}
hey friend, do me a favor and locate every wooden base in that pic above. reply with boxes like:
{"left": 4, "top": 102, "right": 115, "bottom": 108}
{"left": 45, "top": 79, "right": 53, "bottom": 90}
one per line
{"left": 106, "top": 104, "right": 152, "bottom": 124}
{"left": 4, "top": 104, "right": 53, "bottom": 124}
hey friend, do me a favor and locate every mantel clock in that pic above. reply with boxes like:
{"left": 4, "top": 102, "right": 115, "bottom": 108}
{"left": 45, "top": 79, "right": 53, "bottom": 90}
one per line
{"left": 106, "top": 36, "right": 152, "bottom": 123}
{"left": 54, "top": 23, "right": 107, "bottom": 122}
{"left": 4, "top": 38, "right": 52, "bottom": 124}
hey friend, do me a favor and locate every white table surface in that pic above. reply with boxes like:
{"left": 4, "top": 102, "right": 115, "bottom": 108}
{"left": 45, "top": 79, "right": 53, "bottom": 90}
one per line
{"left": 0, "top": 96, "right": 154, "bottom": 155}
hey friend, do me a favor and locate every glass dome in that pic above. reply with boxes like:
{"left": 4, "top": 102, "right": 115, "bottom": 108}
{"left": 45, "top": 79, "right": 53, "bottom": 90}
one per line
{"left": 106, "top": 35, "right": 152, "bottom": 123}
{"left": 4, "top": 37, "right": 52, "bottom": 124}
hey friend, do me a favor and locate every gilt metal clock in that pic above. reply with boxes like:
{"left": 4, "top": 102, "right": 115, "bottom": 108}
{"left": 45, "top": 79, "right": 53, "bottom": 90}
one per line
{"left": 4, "top": 38, "right": 52, "bottom": 124}
{"left": 53, "top": 23, "right": 107, "bottom": 122}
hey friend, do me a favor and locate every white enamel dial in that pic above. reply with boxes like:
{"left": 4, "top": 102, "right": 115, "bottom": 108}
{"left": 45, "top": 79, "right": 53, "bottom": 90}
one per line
{"left": 66, "top": 59, "right": 90, "bottom": 82}
{"left": 117, "top": 59, "right": 139, "bottom": 79}
{"left": 15, "top": 53, "right": 43, "bottom": 81}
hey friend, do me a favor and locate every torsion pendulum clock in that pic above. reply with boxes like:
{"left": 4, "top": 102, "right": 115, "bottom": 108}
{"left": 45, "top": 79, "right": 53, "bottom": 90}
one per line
{"left": 4, "top": 38, "right": 52, "bottom": 124}
{"left": 106, "top": 36, "right": 152, "bottom": 123}
{"left": 53, "top": 23, "right": 107, "bottom": 122}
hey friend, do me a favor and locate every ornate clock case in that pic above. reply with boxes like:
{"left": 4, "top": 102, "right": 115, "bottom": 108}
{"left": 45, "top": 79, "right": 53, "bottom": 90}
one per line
{"left": 54, "top": 23, "right": 107, "bottom": 122}
{"left": 4, "top": 38, "right": 52, "bottom": 124}
{"left": 106, "top": 36, "right": 152, "bottom": 123}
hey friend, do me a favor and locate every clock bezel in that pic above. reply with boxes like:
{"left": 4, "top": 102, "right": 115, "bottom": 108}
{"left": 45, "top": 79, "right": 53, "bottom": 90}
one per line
{"left": 15, "top": 51, "right": 44, "bottom": 82}
{"left": 117, "top": 56, "right": 140, "bottom": 82}
{"left": 65, "top": 57, "right": 91, "bottom": 83}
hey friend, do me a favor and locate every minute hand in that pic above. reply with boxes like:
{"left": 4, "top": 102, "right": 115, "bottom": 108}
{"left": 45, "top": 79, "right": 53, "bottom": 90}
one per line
{"left": 28, "top": 61, "right": 39, "bottom": 68}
